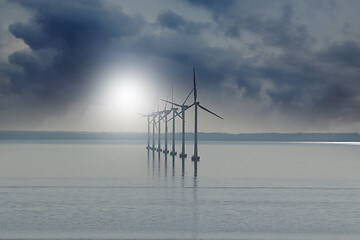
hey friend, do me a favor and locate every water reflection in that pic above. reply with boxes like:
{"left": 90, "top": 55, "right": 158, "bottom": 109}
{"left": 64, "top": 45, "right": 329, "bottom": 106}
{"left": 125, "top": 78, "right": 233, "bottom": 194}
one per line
{"left": 147, "top": 148, "right": 202, "bottom": 188}
{"left": 158, "top": 152, "right": 161, "bottom": 177}
{"left": 181, "top": 157, "right": 186, "bottom": 178}
{"left": 146, "top": 149, "right": 200, "bottom": 238}
{"left": 151, "top": 151, "right": 154, "bottom": 181}
{"left": 164, "top": 153, "right": 167, "bottom": 178}
{"left": 192, "top": 176, "right": 198, "bottom": 239}
{"left": 172, "top": 155, "right": 175, "bottom": 177}
{"left": 147, "top": 151, "right": 150, "bottom": 180}
{"left": 3, "top": 142, "right": 360, "bottom": 239}
{"left": 193, "top": 161, "right": 198, "bottom": 178}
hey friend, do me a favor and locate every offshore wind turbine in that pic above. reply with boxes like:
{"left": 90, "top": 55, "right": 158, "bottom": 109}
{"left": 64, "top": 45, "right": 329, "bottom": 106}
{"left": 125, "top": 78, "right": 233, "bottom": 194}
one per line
{"left": 140, "top": 111, "right": 156, "bottom": 151}
{"left": 162, "top": 88, "right": 194, "bottom": 159}
{"left": 159, "top": 81, "right": 180, "bottom": 156}
{"left": 170, "top": 81, "right": 180, "bottom": 156}
{"left": 151, "top": 111, "right": 157, "bottom": 151}
{"left": 156, "top": 109, "right": 162, "bottom": 153}
{"left": 138, "top": 104, "right": 156, "bottom": 151}
{"left": 162, "top": 109, "right": 171, "bottom": 154}
{"left": 162, "top": 111, "right": 169, "bottom": 154}
{"left": 191, "top": 68, "right": 223, "bottom": 173}
{"left": 138, "top": 113, "right": 152, "bottom": 150}
{"left": 157, "top": 99, "right": 172, "bottom": 154}
{"left": 156, "top": 91, "right": 176, "bottom": 155}
{"left": 146, "top": 115, "right": 150, "bottom": 150}
{"left": 141, "top": 99, "right": 158, "bottom": 152}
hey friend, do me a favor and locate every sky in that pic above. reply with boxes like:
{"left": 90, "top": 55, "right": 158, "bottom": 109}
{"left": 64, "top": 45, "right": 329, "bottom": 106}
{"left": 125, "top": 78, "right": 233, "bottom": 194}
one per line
{"left": 0, "top": 0, "right": 360, "bottom": 133}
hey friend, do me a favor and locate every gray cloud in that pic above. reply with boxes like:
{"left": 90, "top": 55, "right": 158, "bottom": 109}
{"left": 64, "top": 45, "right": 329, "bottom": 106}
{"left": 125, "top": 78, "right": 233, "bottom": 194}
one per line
{"left": 1, "top": 0, "right": 144, "bottom": 117}
{"left": 186, "top": 0, "right": 235, "bottom": 15}
{"left": 156, "top": 9, "right": 208, "bottom": 35}
{"left": 183, "top": 0, "right": 360, "bottom": 127}
{"left": 1, "top": 0, "right": 360, "bottom": 131}
{"left": 318, "top": 41, "right": 360, "bottom": 68}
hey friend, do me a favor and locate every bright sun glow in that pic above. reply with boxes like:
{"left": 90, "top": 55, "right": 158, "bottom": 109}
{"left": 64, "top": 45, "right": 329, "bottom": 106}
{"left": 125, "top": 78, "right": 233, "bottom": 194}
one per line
{"left": 101, "top": 70, "right": 153, "bottom": 114}
{"left": 85, "top": 66, "right": 158, "bottom": 131}
{"left": 108, "top": 81, "right": 142, "bottom": 110}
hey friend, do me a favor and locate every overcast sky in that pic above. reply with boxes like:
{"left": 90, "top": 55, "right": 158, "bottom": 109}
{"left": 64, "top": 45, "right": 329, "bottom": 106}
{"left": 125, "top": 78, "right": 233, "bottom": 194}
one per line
{"left": 1, "top": 0, "right": 360, "bottom": 133}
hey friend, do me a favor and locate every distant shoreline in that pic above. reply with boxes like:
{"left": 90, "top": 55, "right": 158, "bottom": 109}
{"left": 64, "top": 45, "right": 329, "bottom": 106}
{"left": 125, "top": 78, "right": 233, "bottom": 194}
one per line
{"left": 0, "top": 131, "right": 359, "bottom": 142}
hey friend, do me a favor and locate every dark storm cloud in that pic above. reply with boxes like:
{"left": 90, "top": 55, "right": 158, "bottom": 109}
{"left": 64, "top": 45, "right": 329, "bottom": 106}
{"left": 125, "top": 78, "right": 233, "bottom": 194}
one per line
{"left": 133, "top": 1, "right": 360, "bottom": 124}
{"left": 182, "top": 0, "right": 360, "bottom": 125}
{"left": 263, "top": 52, "right": 360, "bottom": 123}
{"left": 193, "top": 2, "right": 314, "bottom": 50}
{"left": 318, "top": 41, "right": 360, "bottom": 68}
{"left": 186, "top": 0, "right": 235, "bottom": 15}
{"left": 129, "top": 31, "right": 262, "bottom": 99}
{"left": 156, "top": 10, "right": 208, "bottom": 35}
{"left": 1, "top": 0, "right": 360, "bottom": 130}
{"left": 3, "top": 0, "right": 144, "bottom": 108}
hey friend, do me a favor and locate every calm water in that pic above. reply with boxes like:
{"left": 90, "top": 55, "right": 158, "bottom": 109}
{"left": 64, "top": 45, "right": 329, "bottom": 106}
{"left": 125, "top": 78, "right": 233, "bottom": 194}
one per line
{"left": 1, "top": 141, "right": 360, "bottom": 239}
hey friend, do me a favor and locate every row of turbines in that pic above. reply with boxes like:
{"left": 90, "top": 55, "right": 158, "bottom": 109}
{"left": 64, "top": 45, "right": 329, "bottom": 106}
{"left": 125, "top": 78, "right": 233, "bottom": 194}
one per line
{"left": 139, "top": 68, "right": 223, "bottom": 176}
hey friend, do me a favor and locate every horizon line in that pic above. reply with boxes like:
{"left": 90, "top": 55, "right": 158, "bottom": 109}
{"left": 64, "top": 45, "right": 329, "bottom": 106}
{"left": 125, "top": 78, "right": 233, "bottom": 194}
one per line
{"left": 0, "top": 130, "right": 359, "bottom": 134}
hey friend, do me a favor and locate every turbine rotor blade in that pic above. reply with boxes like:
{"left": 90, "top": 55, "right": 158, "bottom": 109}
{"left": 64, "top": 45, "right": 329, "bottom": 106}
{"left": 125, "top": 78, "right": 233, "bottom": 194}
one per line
{"left": 164, "top": 92, "right": 170, "bottom": 110}
{"left": 159, "top": 112, "right": 168, "bottom": 122}
{"left": 182, "top": 88, "right": 194, "bottom": 105}
{"left": 185, "top": 102, "right": 195, "bottom": 110}
{"left": 167, "top": 109, "right": 183, "bottom": 122}
{"left": 198, "top": 104, "right": 223, "bottom": 120}
{"left": 174, "top": 109, "right": 182, "bottom": 120}
{"left": 136, "top": 113, "right": 147, "bottom": 117}
{"left": 147, "top": 118, "right": 154, "bottom": 126}
{"left": 171, "top": 79, "right": 174, "bottom": 104}
{"left": 161, "top": 99, "right": 182, "bottom": 107}
{"left": 193, "top": 68, "right": 197, "bottom": 102}
{"left": 148, "top": 101, "right": 156, "bottom": 115}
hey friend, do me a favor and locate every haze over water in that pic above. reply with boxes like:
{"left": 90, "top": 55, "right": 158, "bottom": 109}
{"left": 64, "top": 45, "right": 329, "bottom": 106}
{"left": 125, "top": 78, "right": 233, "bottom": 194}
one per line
{"left": 1, "top": 141, "right": 360, "bottom": 240}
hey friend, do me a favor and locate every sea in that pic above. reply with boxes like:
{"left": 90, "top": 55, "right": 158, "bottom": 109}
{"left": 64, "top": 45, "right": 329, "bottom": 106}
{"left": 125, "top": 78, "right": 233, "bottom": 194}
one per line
{"left": 1, "top": 140, "right": 360, "bottom": 240}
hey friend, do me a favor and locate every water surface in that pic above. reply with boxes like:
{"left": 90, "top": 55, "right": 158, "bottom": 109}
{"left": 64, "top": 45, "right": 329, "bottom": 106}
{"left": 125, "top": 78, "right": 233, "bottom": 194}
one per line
{"left": 1, "top": 141, "right": 359, "bottom": 239}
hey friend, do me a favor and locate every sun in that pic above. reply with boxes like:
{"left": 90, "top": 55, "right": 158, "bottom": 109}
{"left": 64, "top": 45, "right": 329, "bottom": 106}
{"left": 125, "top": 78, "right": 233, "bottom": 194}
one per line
{"left": 102, "top": 70, "right": 152, "bottom": 114}
{"left": 108, "top": 81, "right": 141, "bottom": 110}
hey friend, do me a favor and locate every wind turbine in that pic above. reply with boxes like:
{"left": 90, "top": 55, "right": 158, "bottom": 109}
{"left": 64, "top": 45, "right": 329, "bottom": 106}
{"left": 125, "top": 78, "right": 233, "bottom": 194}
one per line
{"left": 162, "top": 109, "right": 171, "bottom": 154}
{"left": 159, "top": 81, "right": 181, "bottom": 156}
{"left": 151, "top": 111, "right": 157, "bottom": 151}
{"left": 159, "top": 100, "right": 171, "bottom": 154}
{"left": 138, "top": 104, "right": 156, "bottom": 151}
{"left": 191, "top": 68, "right": 223, "bottom": 172}
{"left": 156, "top": 109, "right": 162, "bottom": 153}
{"left": 142, "top": 101, "right": 157, "bottom": 152}
{"left": 169, "top": 81, "right": 180, "bottom": 156}
{"left": 162, "top": 88, "right": 194, "bottom": 159}
{"left": 137, "top": 113, "right": 152, "bottom": 150}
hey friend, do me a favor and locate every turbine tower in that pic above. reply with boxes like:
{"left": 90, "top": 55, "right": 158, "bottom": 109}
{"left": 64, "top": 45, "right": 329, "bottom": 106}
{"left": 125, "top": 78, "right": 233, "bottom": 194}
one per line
{"left": 191, "top": 68, "right": 223, "bottom": 173}
{"left": 170, "top": 81, "right": 179, "bottom": 156}
{"left": 146, "top": 115, "right": 150, "bottom": 150}
{"left": 138, "top": 104, "right": 156, "bottom": 151}
{"left": 151, "top": 112, "right": 156, "bottom": 151}
{"left": 159, "top": 102, "right": 171, "bottom": 154}
{"left": 156, "top": 110, "right": 162, "bottom": 153}
{"left": 162, "top": 109, "right": 170, "bottom": 154}
{"left": 138, "top": 113, "right": 151, "bottom": 150}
